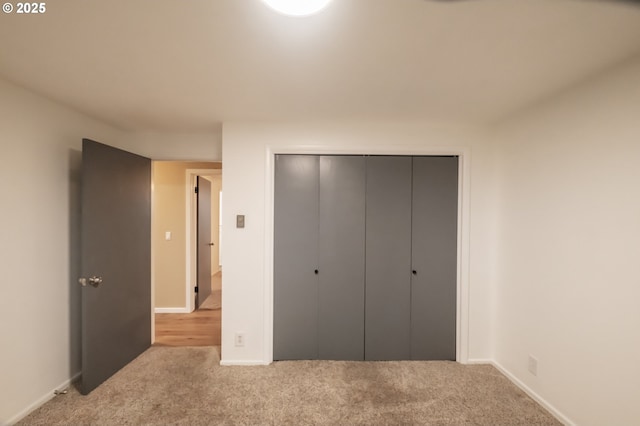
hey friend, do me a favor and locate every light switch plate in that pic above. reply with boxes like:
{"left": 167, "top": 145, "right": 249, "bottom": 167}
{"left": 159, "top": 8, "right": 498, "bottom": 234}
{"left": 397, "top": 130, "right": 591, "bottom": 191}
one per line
{"left": 236, "top": 215, "right": 245, "bottom": 228}
{"left": 165, "top": 231, "right": 172, "bottom": 241}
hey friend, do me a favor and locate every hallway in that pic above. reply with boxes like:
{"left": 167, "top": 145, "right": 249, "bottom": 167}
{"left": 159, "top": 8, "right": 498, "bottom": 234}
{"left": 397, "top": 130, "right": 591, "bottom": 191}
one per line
{"left": 154, "top": 272, "right": 221, "bottom": 346}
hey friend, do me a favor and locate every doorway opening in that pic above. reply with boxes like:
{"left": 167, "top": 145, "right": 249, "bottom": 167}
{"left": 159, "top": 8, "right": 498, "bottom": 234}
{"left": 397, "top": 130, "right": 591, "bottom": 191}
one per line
{"left": 151, "top": 162, "right": 222, "bottom": 347}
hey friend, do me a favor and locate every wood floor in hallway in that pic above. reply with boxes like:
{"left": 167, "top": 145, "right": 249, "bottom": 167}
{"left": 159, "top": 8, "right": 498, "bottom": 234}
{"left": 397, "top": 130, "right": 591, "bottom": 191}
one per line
{"left": 154, "top": 272, "right": 221, "bottom": 347}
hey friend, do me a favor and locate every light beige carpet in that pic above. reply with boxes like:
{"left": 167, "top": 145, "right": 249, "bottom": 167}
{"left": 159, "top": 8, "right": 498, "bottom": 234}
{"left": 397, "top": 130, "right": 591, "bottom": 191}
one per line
{"left": 19, "top": 347, "right": 561, "bottom": 425}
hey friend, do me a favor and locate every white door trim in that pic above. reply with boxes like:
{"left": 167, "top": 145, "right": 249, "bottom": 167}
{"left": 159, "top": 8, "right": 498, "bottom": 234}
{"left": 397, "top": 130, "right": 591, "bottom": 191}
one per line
{"left": 263, "top": 146, "right": 471, "bottom": 364}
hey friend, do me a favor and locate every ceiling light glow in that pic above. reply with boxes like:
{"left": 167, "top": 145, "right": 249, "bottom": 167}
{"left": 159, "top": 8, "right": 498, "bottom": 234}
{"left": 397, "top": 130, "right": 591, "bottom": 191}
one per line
{"left": 262, "top": 0, "right": 333, "bottom": 17}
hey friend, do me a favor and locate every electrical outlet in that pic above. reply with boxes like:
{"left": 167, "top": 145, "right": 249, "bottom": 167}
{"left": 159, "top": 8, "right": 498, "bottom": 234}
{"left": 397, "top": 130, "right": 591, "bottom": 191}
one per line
{"left": 528, "top": 355, "right": 538, "bottom": 376}
{"left": 235, "top": 332, "right": 245, "bottom": 347}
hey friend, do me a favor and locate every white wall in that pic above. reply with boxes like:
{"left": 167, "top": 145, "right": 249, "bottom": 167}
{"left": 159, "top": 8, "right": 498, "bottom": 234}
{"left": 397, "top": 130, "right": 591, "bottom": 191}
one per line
{"left": 493, "top": 55, "right": 640, "bottom": 426}
{"left": 0, "top": 78, "right": 219, "bottom": 424}
{"left": 221, "top": 121, "right": 496, "bottom": 365}
{"left": 127, "top": 130, "right": 222, "bottom": 161}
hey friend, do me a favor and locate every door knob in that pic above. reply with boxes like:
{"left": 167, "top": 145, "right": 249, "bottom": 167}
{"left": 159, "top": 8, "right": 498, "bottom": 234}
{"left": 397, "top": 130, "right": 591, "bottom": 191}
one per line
{"left": 412, "top": 270, "right": 417, "bottom": 275}
{"left": 79, "top": 276, "right": 103, "bottom": 288}
{"left": 208, "top": 242, "right": 215, "bottom": 246}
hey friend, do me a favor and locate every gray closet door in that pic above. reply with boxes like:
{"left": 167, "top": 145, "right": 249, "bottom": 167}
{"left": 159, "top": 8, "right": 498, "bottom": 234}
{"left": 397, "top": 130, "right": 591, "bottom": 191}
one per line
{"left": 318, "top": 156, "right": 366, "bottom": 360}
{"left": 365, "top": 156, "right": 413, "bottom": 360}
{"left": 411, "top": 156, "right": 458, "bottom": 360}
{"left": 274, "top": 155, "right": 319, "bottom": 360}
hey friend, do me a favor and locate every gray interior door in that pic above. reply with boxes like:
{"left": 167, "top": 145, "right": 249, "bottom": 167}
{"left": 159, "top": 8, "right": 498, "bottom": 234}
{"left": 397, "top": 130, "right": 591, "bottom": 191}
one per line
{"left": 365, "top": 156, "right": 413, "bottom": 360}
{"left": 274, "top": 155, "right": 319, "bottom": 360}
{"left": 411, "top": 156, "right": 458, "bottom": 360}
{"left": 318, "top": 156, "right": 366, "bottom": 360}
{"left": 80, "top": 139, "right": 151, "bottom": 394}
{"left": 196, "top": 176, "right": 212, "bottom": 308}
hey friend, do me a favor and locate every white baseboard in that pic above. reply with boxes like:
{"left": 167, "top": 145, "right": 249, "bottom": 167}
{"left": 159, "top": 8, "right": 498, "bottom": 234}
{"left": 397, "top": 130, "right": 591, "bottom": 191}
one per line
{"left": 466, "top": 358, "right": 493, "bottom": 365}
{"left": 490, "top": 361, "right": 575, "bottom": 426}
{"left": 7, "top": 372, "right": 81, "bottom": 425}
{"left": 154, "top": 307, "right": 190, "bottom": 314}
{"left": 220, "top": 360, "right": 270, "bottom": 366}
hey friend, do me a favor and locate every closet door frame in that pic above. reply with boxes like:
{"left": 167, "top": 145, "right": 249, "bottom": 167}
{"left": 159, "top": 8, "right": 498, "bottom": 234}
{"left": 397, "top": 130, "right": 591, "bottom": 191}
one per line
{"left": 264, "top": 146, "right": 471, "bottom": 365}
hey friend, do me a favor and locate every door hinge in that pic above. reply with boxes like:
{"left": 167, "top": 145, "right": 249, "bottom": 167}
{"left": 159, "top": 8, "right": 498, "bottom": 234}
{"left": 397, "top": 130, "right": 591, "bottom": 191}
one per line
{"left": 195, "top": 286, "right": 199, "bottom": 293}
{"left": 195, "top": 186, "right": 199, "bottom": 194}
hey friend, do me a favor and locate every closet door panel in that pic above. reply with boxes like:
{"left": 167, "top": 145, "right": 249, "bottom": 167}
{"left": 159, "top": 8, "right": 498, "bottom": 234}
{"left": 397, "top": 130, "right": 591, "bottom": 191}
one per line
{"left": 411, "top": 156, "right": 458, "bottom": 360}
{"left": 318, "top": 156, "right": 366, "bottom": 360}
{"left": 365, "top": 156, "right": 412, "bottom": 360}
{"left": 273, "top": 155, "right": 319, "bottom": 360}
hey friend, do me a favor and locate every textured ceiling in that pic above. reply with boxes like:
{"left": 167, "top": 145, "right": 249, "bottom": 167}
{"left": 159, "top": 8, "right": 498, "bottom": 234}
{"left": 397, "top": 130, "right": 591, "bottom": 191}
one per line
{"left": 1, "top": 0, "right": 640, "bottom": 131}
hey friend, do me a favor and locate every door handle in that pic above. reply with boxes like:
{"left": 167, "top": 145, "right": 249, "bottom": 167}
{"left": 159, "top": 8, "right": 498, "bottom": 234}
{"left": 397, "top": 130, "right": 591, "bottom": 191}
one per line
{"left": 412, "top": 270, "right": 417, "bottom": 275}
{"left": 79, "top": 276, "right": 104, "bottom": 288}
{"left": 208, "top": 243, "right": 215, "bottom": 246}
